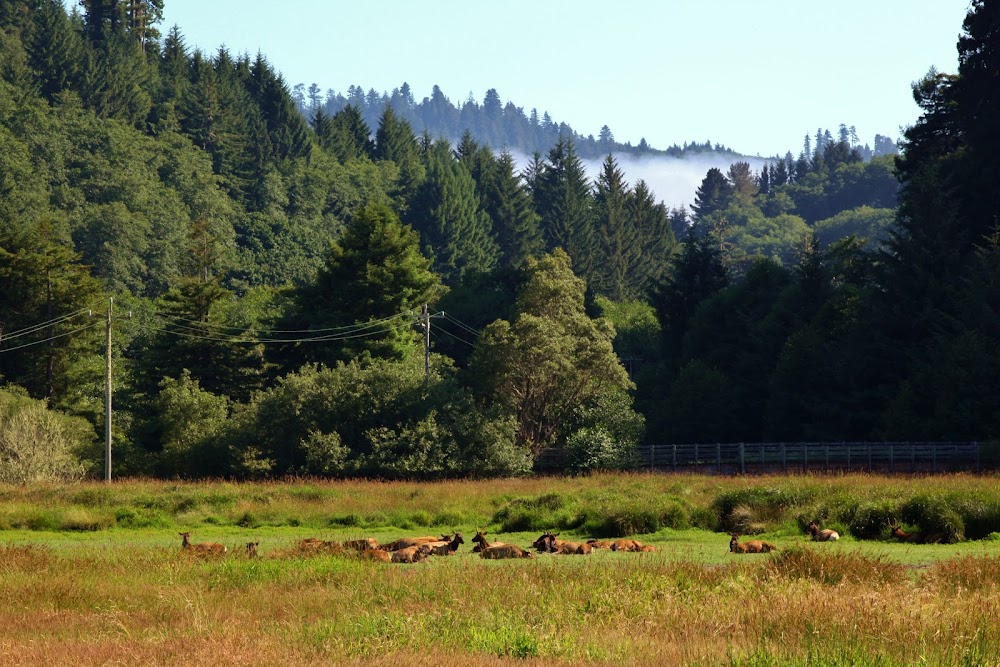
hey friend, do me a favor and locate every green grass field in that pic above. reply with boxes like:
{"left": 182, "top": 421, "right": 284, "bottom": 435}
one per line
{"left": 1, "top": 473, "right": 999, "bottom": 666}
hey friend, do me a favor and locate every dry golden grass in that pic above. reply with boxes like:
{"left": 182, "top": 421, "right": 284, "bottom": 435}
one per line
{"left": 0, "top": 541, "right": 998, "bottom": 666}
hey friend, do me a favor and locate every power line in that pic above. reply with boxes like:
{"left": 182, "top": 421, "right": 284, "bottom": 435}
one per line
{"left": 0, "top": 321, "right": 102, "bottom": 354}
{"left": 142, "top": 307, "right": 413, "bottom": 335}
{"left": 433, "top": 321, "right": 477, "bottom": 348}
{"left": 136, "top": 315, "right": 415, "bottom": 344}
{"left": 442, "top": 312, "right": 482, "bottom": 337}
{"left": 0, "top": 308, "right": 93, "bottom": 342}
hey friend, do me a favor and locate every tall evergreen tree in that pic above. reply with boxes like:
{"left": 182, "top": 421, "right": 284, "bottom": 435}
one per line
{"left": 592, "top": 154, "right": 639, "bottom": 300}
{"left": 407, "top": 139, "right": 499, "bottom": 283}
{"left": 692, "top": 167, "right": 732, "bottom": 220}
{"left": 26, "top": 0, "right": 83, "bottom": 101}
{"left": 534, "top": 137, "right": 594, "bottom": 277}
{"left": 483, "top": 150, "right": 543, "bottom": 269}
{"left": 329, "top": 104, "right": 372, "bottom": 162}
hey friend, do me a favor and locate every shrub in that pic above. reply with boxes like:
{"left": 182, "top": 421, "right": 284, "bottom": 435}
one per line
{"left": 848, "top": 501, "right": 895, "bottom": 539}
{"left": 900, "top": 494, "right": 965, "bottom": 542}
{"left": 0, "top": 388, "right": 90, "bottom": 483}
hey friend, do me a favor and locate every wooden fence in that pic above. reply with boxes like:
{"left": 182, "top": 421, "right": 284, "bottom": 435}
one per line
{"left": 535, "top": 441, "right": 997, "bottom": 474}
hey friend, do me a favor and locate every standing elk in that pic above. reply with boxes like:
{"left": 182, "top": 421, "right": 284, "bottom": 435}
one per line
{"left": 807, "top": 521, "right": 840, "bottom": 542}
{"left": 245, "top": 541, "right": 259, "bottom": 558}
{"left": 729, "top": 533, "right": 776, "bottom": 554}
{"left": 179, "top": 532, "right": 227, "bottom": 556}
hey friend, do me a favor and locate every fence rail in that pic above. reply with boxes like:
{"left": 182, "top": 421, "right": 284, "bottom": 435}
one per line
{"left": 535, "top": 441, "right": 994, "bottom": 474}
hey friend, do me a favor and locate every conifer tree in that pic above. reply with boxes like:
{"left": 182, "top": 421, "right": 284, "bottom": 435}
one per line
{"left": 534, "top": 137, "right": 594, "bottom": 276}
{"left": 592, "top": 154, "right": 639, "bottom": 300}
{"left": 484, "top": 150, "right": 542, "bottom": 269}
{"left": 407, "top": 140, "right": 499, "bottom": 283}
{"left": 329, "top": 104, "right": 372, "bottom": 162}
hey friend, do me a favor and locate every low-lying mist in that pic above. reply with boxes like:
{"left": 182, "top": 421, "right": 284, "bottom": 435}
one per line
{"left": 511, "top": 150, "right": 772, "bottom": 211}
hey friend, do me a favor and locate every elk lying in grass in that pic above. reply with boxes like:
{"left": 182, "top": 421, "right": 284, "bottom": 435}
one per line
{"left": 179, "top": 532, "right": 227, "bottom": 556}
{"left": 586, "top": 539, "right": 614, "bottom": 549}
{"left": 382, "top": 535, "right": 442, "bottom": 551}
{"left": 807, "top": 521, "right": 840, "bottom": 542}
{"left": 729, "top": 533, "right": 776, "bottom": 554}
{"left": 480, "top": 542, "right": 534, "bottom": 559}
{"left": 391, "top": 544, "right": 433, "bottom": 563}
{"left": 297, "top": 537, "right": 340, "bottom": 553}
{"left": 360, "top": 548, "right": 392, "bottom": 563}
{"left": 343, "top": 538, "right": 380, "bottom": 552}
{"left": 472, "top": 529, "right": 504, "bottom": 553}
{"left": 245, "top": 541, "right": 259, "bottom": 558}
{"left": 611, "top": 538, "right": 656, "bottom": 552}
{"left": 534, "top": 532, "right": 592, "bottom": 555}
{"left": 888, "top": 521, "right": 946, "bottom": 544}
{"left": 428, "top": 532, "right": 464, "bottom": 556}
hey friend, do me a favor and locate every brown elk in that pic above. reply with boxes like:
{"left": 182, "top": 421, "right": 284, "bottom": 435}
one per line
{"left": 532, "top": 532, "right": 590, "bottom": 554}
{"left": 382, "top": 535, "right": 441, "bottom": 551}
{"left": 610, "top": 538, "right": 650, "bottom": 552}
{"left": 807, "top": 521, "right": 840, "bottom": 542}
{"left": 472, "top": 529, "right": 504, "bottom": 553}
{"left": 428, "top": 532, "right": 464, "bottom": 556}
{"left": 298, "top": 537, "right": 340, "bottom": 553}
{"left": 343, "top": 538, "right": 380, "bottom": 552}
{"left": 245, "top": 541, "right": 259, "bottom": 558}
{"left": 586, "top": 539, "right": 614, "bottom": 549}
{"left": 391, "top": 544, "right": 433, "bottom": 563}
{"left": 888, "top": 521, "right": 946, "bottom": 544}
{"left": 359, "top": 549, "right": 392, "bottom": 563}
{"left": 729, "top": 533, "right": 776, "bottom": 554}
{"left": 479, "top": 543, "right": 534, "bottom": 559}
{"left": 179, "top": 532, "right": 227, "bottom": 556}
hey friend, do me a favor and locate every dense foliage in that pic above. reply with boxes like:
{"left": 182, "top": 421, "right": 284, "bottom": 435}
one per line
{"left": 0, "top": 0, "right": 997, "bottom": 481}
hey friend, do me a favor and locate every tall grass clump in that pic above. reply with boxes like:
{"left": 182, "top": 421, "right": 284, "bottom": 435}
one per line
{"left": 763, "top": 546, "right": 904, "bottom": 586}
{"left": 848, "top": 501, "right": 896, "bottom": 539}
{"left": 900, "top": 494, "right": 965, "bottom": 542}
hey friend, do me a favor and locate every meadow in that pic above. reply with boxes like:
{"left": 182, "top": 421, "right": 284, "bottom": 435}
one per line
{"left": 1, "top": 473, "right": 999, "bottom": 666}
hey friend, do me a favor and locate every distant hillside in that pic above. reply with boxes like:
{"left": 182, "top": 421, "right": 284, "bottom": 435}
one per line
{"left": 292, "top": 81, "right": 898, "bottom": 163}
{"left": 292, "top": 82, "right": 740, "bottom": 161}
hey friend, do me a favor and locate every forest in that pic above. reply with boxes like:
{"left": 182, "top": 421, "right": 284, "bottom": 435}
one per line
{"left": 0, "top": 0, "right": 997, "bottom": 482}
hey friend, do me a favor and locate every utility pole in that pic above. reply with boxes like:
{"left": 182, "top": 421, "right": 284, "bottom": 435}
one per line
{"left": 97, "top": 297, "right": 129, "bottom": 482}
{"left": 104, "top": 297, "right": 113, "bottom": 482}
{"left": 421, "top": 303, "right": 430, "bottom": 379}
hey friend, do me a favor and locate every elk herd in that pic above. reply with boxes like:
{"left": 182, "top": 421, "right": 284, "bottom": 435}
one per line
{"left": 177, "top": 517, "right": 947, "bottom": 562}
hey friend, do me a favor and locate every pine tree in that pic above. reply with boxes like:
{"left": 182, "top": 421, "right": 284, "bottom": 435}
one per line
{"left": 329, "top": 104, "right": 373, "bottom": 162}
{"left": 407, "top": 140, "right": 499, "bottom": 283}
{"left": 534, "top": 137, "right": 594, "bottom": 277}
{"left": 592, "top": 154, "right": 638, "bottom": 300}
{"left": 484, "top": 150, "right": 543, "bottom": 269}
{"left": 692, "top": 167, "right": 732, "bottom": 220}
{"left": 26, "top": 0, "right": 83, "bottom": 101}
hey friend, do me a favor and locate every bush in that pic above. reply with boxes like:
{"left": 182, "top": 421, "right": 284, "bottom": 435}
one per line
{"left": 848, "top": 501, "right": 895, "bottom": 539}
{"left": 0, "top": 388, "right": 90, "bottom": 483}
{"left": 564, "top": 427, "right": 636, "bottom": 473}
{"left": 900, "top": 495, "right": 965, "bottom": 542}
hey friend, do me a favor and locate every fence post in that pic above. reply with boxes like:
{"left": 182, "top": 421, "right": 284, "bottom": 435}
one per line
{"left": 846, "top": 442, "right": 851, "bottom": 471}
{"left": 803, "top": 442, "right": 808, "bottom": 472}
{"left": 695, "top": 443, "right": 700, "bottom": 469}
{"left": 782, "top": 442, "right": 787, "bottom": 473}
{"left": 911, "top": 442, "right": 916, "bottom": 472}
{"left": 672, "top": 443, "right": 677, "bottom": 470}
{"left": 932, "top": 441, "right": 937, "bottom": 473}
{"left": 890, "top": 443, "right": 894, "bottom": 473}
{"left": 739, "top": 442, "right": 745, "bottom": 474}
{"left": 975, "top": 441, "right": 980, "bottom": 473}
{"left": 717, "top": 443, "right": 721, "bottom": 474}
{"left": 868, "top": 442, "right": 872, "bottom": 471}
{"left": 825, "top": 443, "right": 829, "bottom": 471}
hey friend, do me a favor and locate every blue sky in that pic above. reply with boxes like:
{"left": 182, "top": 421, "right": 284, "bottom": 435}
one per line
{"left": 157, "top": 1, "right": 971, "bottom": 158}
